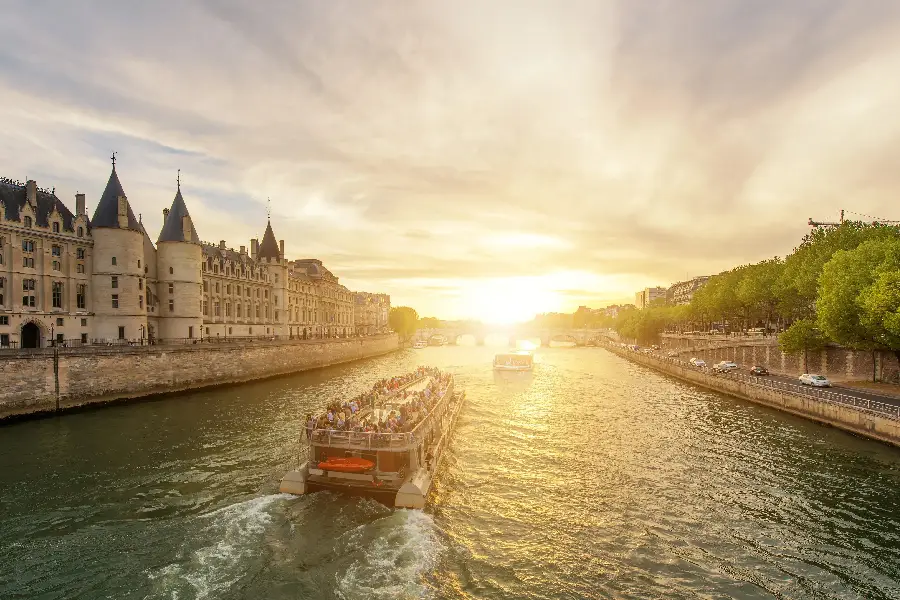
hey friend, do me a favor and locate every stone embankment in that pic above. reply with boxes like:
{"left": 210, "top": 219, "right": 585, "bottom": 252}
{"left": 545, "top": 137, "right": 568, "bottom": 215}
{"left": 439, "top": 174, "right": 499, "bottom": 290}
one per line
{"left": 605, "top": 343, "right": 900, "bottom": 447}
{"left": 0, "top": 334, "right": 399, "bottom": 421}
{"left": 661, "top": 334, "right": 900, "bottom": 383}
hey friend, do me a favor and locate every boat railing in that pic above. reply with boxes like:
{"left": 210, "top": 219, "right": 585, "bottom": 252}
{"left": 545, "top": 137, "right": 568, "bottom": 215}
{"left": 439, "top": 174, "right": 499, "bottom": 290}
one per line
{"left": 309, "top": 379, "right": 455, "bottom": 452}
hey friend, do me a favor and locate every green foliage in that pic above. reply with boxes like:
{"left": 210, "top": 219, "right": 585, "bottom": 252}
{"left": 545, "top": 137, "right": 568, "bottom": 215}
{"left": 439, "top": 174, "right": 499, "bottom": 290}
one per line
{"left": 818, "top": 238, "right": 900, "bottom": 353}
{"left": 417, "top": 316, "right": 442, "bottom": 329}
{"left": 778, "top": 318, "right": 826, "bottom": 356}
{"left": 388, "top": 306, "right": 419, "bottom": 341}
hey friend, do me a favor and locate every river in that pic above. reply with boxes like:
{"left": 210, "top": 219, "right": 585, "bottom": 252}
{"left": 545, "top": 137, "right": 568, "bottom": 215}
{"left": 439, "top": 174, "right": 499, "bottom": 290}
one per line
{"left": 1, "top": 345, "right": 899, "bottom": 599}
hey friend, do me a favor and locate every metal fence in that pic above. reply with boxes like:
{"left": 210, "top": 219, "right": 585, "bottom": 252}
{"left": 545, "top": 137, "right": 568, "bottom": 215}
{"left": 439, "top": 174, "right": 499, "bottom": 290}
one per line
{"left": 602, "top": 342, "right": 900, "bottom": 421}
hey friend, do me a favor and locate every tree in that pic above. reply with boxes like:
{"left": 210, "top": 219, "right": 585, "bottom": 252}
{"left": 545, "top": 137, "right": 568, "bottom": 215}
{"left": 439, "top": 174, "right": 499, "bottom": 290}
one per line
{"left": 818, "top": 238, "right": 900, "bottom": 380}
{"left": 417, "top": 316, "right": 442, "bottom": 329}
{"left": 389, "top": 306, "right": 419, "bottom": 342}
{"left": 779, "top": 318, "right": 827, "bottom": 372}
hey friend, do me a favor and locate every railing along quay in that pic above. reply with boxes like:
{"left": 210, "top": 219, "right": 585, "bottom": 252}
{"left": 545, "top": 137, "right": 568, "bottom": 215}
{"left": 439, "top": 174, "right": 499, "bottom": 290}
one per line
{"left": 603, "top": 342, "right": 900, "bottom": 422}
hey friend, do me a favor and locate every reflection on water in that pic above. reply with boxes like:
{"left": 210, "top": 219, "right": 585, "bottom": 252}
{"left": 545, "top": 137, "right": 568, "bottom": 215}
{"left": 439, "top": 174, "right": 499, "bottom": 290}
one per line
{"left": 1, "top": 346, "right": 899, "bottom": 599}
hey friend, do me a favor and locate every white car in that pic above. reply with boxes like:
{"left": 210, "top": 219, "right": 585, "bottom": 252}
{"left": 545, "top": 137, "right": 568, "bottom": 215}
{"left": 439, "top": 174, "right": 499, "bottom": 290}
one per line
{"left": 799, "top": 374, "right": 831, "bottom": 387}
{"left": 689, "top": 358, "right": 706, "bottom": 367}
{"left": 713, "top": 361, "right": 738, "bottom": 373}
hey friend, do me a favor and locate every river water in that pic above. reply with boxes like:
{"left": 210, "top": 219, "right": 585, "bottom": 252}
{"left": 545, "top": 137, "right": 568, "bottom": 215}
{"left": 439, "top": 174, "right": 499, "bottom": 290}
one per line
{"left": 2, "top": 345, "right": 900, "bottom": 599}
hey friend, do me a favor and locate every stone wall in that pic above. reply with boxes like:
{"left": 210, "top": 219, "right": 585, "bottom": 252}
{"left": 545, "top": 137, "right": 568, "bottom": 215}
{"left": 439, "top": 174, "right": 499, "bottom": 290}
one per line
{"left": 0, "top": 333, "right": 399, "bottom": 420}
{"left": 606, "top": 344, "right": 900, "bottom": 447}
{"left": 661, "top": 336, "right": 900, "bottom": 383}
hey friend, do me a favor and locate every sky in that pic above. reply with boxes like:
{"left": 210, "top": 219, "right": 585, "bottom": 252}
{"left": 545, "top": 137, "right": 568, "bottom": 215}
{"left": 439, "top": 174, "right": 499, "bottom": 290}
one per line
{"left": 3, "top": 1, "right": 900, "bottom": 323}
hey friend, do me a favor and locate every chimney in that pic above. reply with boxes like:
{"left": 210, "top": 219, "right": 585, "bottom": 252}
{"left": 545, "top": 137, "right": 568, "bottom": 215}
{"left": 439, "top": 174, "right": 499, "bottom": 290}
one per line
{"left": 117, "top": 196, "right": 128, "bottom": 228}
{"left": 162, "top": 207, "right": 169, "bottom": 222}
{"left": 26, "top": 180, "right": 37, "bottom": 206}
{"left": 75, "top": 193, "right": 85, "bottom": 216}
{"left": 219, "top": 239, "right": 226, "bottom": 250}
{"left": 240, "top": 245, "right": 246, "bottom": 255}
{"left": 251, "top": 238, "right": 258, "bottom": 260}
{"left": 279, "top": 240, "right": 285, "bottom": 258}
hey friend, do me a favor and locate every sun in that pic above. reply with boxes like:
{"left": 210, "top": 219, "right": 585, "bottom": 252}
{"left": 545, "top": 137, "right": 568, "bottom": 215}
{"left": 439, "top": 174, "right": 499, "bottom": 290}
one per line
{"left": 459, "top": 278, "right": 560, "bottom": 324}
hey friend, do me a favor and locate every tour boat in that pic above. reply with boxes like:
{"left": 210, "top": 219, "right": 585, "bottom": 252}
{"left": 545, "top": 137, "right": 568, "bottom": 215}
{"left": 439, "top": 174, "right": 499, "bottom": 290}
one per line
{"left": 493, "top": 350, "right": 534, "bottom": 371}
{"left": 413, "top": 340, "right": 428, "bottom": 349}
{"left": 428, "top": 334, "right": 447, "bottom": 346}
{"left": 279, "top": 369, "right": 465, "bottom": 509}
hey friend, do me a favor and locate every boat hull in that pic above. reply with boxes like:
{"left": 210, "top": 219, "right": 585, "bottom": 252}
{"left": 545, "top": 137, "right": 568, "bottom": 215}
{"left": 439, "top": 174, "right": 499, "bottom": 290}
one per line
{"left": 493, "top": 365, "right": 532, "bottom": 371}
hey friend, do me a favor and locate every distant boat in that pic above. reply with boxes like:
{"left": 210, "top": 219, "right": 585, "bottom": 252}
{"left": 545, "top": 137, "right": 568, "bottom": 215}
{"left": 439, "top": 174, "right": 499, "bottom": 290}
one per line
{"left": 493, "top": 350, "right": 534, "bottom": 371}
{"left": 428, "top": 334, "right": 447, "bottom": 346}
{"left": 413, "top": 340, "right": 427, "bottom": 349}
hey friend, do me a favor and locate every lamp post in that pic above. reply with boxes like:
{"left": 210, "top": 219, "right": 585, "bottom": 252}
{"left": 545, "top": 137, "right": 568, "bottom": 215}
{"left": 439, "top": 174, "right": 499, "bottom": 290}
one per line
{"left": 139, "top": 324, "right": 145, "bottom": 346}
{"left": 50, "top": 324, "right": 55, "bottom": 347}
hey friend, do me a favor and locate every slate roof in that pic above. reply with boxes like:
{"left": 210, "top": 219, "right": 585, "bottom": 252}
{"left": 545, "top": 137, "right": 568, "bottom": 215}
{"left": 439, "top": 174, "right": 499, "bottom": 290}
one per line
{"left": 90, "top": 166, "right": 142, "bottom": 231}
{"left": 257, "top": 219, "right": 281, "bottom": 260}
{"left": 157, "top": 185, "right": 201, "bottom": 244}
{"left": 0, "top": 180, "right": 80, "bottom": 231}
{"left": 201, "top": 244, "right": 257, "bottom": 265}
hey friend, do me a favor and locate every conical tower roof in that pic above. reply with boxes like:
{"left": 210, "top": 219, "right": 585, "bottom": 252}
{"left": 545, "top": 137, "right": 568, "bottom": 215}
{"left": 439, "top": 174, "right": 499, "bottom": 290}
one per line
{"left": 91, "top": 164, "right": 142, "bottom": 230}
{"left": 257, "top": 219, "right": 280, "bottom": 260}
{"left": 157, "top": 183, "right": 200, "bottom": 244}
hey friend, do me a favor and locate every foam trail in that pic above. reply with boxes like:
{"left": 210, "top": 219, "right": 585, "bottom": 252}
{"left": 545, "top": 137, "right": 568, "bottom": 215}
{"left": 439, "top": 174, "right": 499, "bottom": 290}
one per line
{"left": 337, "top": 510, "right": 442, "bottom": 600}
{"left": 147, "top": 493, "right": 292, "bottom": 600}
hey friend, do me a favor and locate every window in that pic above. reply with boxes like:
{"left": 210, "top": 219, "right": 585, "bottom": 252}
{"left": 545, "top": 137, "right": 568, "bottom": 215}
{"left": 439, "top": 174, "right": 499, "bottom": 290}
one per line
{"left": 236, "top": 304, "right": 242, "bottom": 318}
{"left": 81, "top": 317, "right": 87, "bottom": 327}
{"left": 205, "top": 327, "right": 210, "bottom": 335}
{"left": 249, "top": 326, "right": 253, "bottom": 334}
{"left": 225, "top": 302, "right": 231, "bottom": 317}
{"left": 52, "top": 245, "right": 61, "bottom": 256}
{"left": 112, "top": 256, "right": 117, "bottom": 266}
{"left": 77, "top": 286, "right": 86, "bottom": 310}
{"left": 53, "top": 222, "right": 60, "bottom": 233}
{"left": 246, "top": 288, "right": 250, "bottom": 297}
{"left": 77, "top": 227, "right": 83, "bottom": 238}
{"left": 24, "top": 216, "right": 32, "bottom": 228}
{"left": 188, "top": 326, "right": 194, "bottom": 339}
{"left": 139, "top": 296, "right": 144, "bottom": 309}
{"left": 265, "top": 290, "right": 269, "bottom": 299}
{"left": 77, "top": 247, "right": 85, "bottom": 259}
{"left": 112, "top": 295, "right": 119, "bottom": 308}
{"left": 77, "top": 264, "right": 85, "bottom": 274}
{"left": 214, "top": 301, "right": 220, "bottom": 317}
{"left": 138, "top": 279, "right": 143, "bottom": 290}
{"left": 52, "top": 282, "right": 63, "bottom": 308}
{"left": 0, "top": 316, "right": 7, "bottom": 325}
{"left": 118, "top": 326, "right": 125, "bottom": 340}
{"left": 56, "top": 317, "right": 64, "bottom": 326}
{"left": 275, "top": 274, "right": 279, "bottom": 283}
{"left": 22, "top": 239, "right": 34, "bottom": 252}
{"left": 203, "top": 281, "right": 208, "bottom": 292}
{"left": 52, "top": 260, "right": 61, "bottom": 271}
{"left": 227, "top": 284, "right": 231, "bottom": 294}
{"left": 275, "top": 310, "right": 279, "bottom": 320}
{"left": 138, "top": 259, "right": 141, "bottom": 268}
{"left": 228, "top": 327, "right": 232, "bottom": 335}
{"left": 81, "top": 333, "right": 88, "bottom": 344}
{"left": 111, "top": 276, "right": 118, "bottom": 289}
{"left": 214, "top": 264, "right": 219, "bottom": 274}
{"left": 256, "top": 305, "right": 260, "bottom": 318}
{"left": 168, "top": 283, "right": 174, "bottom": 295}
{"left": 169, "top": 299, "right": 174, "bottom": 312}
{"left": 203, "top": 300, "right": 208, "bottom": 316}
{"left": 169, "top": 267, "right": 173, "bottom": 275}
{"left": 202, "top": 262, "right": 207, "bottom": 272}
{"left": 215, "top": 282, "right": 220, "bottom": 293}
{"left": 23, "top": 257, "right": 34, "bottom": 268}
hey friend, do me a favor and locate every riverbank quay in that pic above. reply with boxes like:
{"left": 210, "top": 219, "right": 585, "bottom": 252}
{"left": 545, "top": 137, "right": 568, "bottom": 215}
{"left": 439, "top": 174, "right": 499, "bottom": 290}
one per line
{"left": 602, "top": 342, "right": 900, "bottom": 447}
{"left": 0, "top": 334, "right": 399, "bottom": 421}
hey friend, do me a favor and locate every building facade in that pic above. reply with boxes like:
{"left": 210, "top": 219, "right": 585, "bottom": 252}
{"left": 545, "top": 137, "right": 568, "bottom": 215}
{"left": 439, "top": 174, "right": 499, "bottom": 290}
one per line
{"left": 353, "top": 292, "right": 391, "bottom": 335}
{"left": 666, "top": 276, "right": 709, "bottom": 306}
{"left": 0, "top": 162, "right": 368, "bottom": 347}
{"left": 634, "top": 286, "right": 668, "bottom": 310}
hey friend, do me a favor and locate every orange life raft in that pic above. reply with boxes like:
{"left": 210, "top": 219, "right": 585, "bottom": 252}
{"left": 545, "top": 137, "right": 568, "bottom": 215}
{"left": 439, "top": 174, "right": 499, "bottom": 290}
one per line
{"left": 317, "top": 457, "right": 375, "bottom": 473}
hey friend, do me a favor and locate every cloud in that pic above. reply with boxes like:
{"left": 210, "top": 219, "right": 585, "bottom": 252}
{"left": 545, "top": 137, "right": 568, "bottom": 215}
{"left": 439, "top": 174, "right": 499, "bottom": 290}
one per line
{"left": 2, "top": 0, "right": 900, "bottom": 318}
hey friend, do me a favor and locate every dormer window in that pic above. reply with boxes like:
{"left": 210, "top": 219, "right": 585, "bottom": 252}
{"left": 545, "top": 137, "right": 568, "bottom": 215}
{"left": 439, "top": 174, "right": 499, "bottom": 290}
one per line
{"left": 24, "top": 216, "right": 32, "bottom": 228}
{"left": 77, "top": 227, "right": 83, "bottom": 238}
{"left": 52, "top": 222, "right": 60, "bottom": 233}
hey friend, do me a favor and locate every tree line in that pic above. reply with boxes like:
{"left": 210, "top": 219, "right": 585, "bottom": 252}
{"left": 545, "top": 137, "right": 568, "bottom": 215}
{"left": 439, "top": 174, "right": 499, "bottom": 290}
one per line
{"left": 608, "top": 222, "right": 900, "bottom": 375}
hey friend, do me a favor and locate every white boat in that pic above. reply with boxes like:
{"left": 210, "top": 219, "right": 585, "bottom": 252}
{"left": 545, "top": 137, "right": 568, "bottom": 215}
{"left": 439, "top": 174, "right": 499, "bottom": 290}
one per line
{"left": 428, "top": 334, "right": 447, "bottom": 346}
{"left": 413, "top": 340, "right": 427, "bottom": 349}
{"left": 279, "top": 368, "right": 465, "bottom": 509}
{"left": 493, "top": 350, "right": 534, "bottom": 371}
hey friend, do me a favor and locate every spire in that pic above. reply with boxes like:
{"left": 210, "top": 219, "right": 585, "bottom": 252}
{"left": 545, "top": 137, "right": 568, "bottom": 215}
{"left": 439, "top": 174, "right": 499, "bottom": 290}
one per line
{"left": 257, "top": 218, "right": 280, "bottom": 260}
{"left": 91, "top": 160, "right": 142, "bottom": 230}
{"left": 157, "top": 177, "right": 201, "bottom": 244}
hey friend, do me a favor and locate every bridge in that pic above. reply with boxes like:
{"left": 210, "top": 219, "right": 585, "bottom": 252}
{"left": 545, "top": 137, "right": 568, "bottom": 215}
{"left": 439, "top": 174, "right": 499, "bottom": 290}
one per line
{"left": 414, "top": 326, "right": 610, "bottom": 347}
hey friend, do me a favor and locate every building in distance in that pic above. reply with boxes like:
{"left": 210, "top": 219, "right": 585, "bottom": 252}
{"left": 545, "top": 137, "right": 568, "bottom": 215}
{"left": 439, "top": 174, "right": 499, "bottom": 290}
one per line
{"left": 634, "top": 287, "right": 667, "bottom": 310}
{"left": 666, "top": 276, "right": 709, "bottom": 306}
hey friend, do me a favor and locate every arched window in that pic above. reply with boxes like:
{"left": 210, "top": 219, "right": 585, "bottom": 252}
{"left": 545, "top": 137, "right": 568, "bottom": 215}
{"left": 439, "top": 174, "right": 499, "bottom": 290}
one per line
{"left": 169, "top": 267, "right": 173, "bottom": 275}
{"left": 77, "top": 227, "right": 83, "bottom": 238}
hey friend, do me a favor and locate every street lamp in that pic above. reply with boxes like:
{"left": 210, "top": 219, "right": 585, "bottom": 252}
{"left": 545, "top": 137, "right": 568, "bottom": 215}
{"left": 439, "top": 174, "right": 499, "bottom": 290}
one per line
{"left": 139, "top": 324, "right": 145, "bottom": 345}
{"left": 50, "top": 325, "right": 55, "bottom": 347}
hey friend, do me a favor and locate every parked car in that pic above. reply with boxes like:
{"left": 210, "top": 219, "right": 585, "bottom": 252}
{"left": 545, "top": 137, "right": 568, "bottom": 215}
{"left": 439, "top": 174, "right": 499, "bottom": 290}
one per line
{"left": 799, "top": 374, "right": 831, "bottom": 387}
{"left": 689, "top": 358, "right": 706, "bottom": 367}
{"left": 749, "top": 366, "right": 769, "bottom": 376}
{"left": 713, "top": 361, "right": 738, "bottom": 373}
{"left": 666, "top": 350, "right": 678, "bottom": 357}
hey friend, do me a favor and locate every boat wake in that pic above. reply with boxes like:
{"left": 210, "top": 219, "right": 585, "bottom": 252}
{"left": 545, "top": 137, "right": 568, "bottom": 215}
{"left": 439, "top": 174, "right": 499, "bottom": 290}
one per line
{"left": 335, "top": 509, "right": 442, "bottom": 600}
{"left": 146, "top": 493, "right": 292, "bottom": 599}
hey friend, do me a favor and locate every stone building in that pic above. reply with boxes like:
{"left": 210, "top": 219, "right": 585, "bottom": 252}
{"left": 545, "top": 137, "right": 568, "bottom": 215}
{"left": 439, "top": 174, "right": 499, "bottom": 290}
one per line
{"left": 0, "top": 160, "right": 358, "bottom": 347}
{"left": 666, "top": 276, "right": 709, "bottom": 306}
{"left": 634, "top": 286, "right": 667, "bottom": 310}
{"left": 353, "top": 292, "right": 391, "bottom": 335}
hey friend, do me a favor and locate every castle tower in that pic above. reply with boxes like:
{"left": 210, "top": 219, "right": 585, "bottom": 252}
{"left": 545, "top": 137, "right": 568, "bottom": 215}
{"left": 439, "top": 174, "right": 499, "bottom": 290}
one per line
{"left": 90, "top": 157, "right": 148, "bottom": 342}
{"left": 156, "top": 176, "right": 202, "bottom": 340}
{"left": 257, "top": 219, "right": 288, "bottom": 335}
